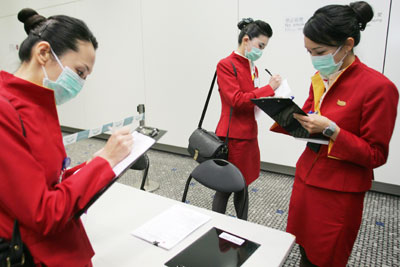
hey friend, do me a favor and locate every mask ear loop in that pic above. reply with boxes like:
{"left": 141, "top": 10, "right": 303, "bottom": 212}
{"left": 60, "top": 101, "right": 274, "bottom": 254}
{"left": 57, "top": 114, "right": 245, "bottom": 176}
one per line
{"left": 41, "top": 65, "right": 49, "bottom": 79}
{"left": 333, "top": 45, "right": 348, "bottom": 65}
{"left": 332, "top": 45, "right": 343, "bottom": 56}
{"left": 49, "top": 48, "right": 65, "bottom": 70}
{"left": 41, "top": 47, "right": 63, "bottom": 83}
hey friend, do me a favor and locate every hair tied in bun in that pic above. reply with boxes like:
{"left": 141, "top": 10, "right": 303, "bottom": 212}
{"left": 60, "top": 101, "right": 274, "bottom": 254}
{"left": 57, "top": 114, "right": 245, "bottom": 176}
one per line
{"left": 18, "top": 8, "right": 46, "bottom": 35}
{"left": 349, "top": 1, "right": 374, "bottom": 31}
{"left": 237, "top": 17, "right": 254, "bottom": 30}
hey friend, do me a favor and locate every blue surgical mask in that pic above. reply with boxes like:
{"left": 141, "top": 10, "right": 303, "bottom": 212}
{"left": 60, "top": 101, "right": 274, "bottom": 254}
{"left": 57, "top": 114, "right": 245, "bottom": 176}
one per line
{"left": 42, "top": 49, "right": 85, "bottom": 105}
{"left": 245, "top": 47, "right": 263, "bottom": 62}
{"left": 311, "top": 46, "right": 347, "bottom": 77}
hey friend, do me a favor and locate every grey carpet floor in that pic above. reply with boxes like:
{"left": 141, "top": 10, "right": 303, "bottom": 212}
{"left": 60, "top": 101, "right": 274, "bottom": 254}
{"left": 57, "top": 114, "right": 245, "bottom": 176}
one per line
{"left": 66, "top": 137, "right": 399, "bottom": 267}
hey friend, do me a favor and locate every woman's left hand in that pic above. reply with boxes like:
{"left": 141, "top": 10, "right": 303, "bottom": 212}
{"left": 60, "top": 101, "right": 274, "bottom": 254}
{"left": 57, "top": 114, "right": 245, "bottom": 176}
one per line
{"left": 293, "top": 113, "right": 331, "bottom": 134}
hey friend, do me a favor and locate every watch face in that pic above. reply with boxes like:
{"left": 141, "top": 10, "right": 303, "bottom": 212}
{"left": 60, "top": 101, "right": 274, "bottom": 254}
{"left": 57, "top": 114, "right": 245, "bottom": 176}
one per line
{"left": 323, "top": 128, "right": 334, "bottom": 137}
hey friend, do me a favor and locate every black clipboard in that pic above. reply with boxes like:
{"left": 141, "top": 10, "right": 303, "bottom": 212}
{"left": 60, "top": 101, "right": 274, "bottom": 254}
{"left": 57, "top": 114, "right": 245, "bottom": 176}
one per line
{"left": 165, "top": 227, "right": 260, "bottom": 267}
{"left": 73, "top": 131, "right": 156, "bottom": 219}
{"left": 251, "top": 97, "right": 327, "bottom": 141}
{"left": 135, "top": 126, "right": 167, "bottom": 142}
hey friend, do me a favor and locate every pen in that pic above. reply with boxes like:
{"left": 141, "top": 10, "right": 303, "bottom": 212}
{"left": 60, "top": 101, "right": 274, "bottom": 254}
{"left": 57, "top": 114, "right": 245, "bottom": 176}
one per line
{"left": 265, "top": 68, "right": 272, "bottom": 76}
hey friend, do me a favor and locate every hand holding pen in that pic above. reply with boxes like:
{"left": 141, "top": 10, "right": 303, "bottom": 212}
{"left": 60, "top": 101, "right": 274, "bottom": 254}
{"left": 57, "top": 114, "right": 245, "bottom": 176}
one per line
{"left": 95, "top": 126, "right": 134, "bottom": 168}
{"left": 265, "top": 68, "right": 282, "bottom": 90}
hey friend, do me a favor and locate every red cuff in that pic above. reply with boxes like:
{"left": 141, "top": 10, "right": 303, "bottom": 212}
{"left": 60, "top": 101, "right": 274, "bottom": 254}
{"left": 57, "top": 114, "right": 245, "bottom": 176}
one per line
{"left": 253, "top": 84, "right": 275, "bottom": 98}
{"left": 62, "top": 162, "right": 87, "bottom": 180}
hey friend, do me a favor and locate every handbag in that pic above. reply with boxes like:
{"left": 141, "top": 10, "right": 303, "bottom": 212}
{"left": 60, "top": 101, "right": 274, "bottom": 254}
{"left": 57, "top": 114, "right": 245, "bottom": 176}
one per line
{"left": 188, "top": 62, "right": 237, "bottom": 163}
{"left": 0, "top": 221, "right": 34, "bottom": 267}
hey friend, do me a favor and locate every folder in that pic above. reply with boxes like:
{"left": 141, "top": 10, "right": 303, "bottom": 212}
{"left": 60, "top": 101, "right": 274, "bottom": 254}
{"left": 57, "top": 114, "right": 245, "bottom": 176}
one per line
{"left": 165, "top": 227, "right": 260, "bottom": 267}
{"left": 251, "top": 97, "right": 328, "bottom": 143}
{"left": 74, "top": 131, "right": 156, "bottom": 219}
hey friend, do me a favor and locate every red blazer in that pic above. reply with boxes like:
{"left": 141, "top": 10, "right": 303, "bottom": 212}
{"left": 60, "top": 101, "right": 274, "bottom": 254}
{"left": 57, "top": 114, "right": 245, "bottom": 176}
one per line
{"left": 0, "top": 71, "right": 115, "bottom": 266}
{"left": 216, "top": 52, "right": 274, "bottom": 139}
{"left": 289, "top": 58, "right": 398, "bottom": 192}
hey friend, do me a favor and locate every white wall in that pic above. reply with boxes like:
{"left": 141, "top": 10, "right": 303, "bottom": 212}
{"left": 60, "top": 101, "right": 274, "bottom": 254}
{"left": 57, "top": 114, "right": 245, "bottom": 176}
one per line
{"left": 375, "top": 0, "right": 400, "bottom": 185}
{"left": 0, "top": 0, "right": 398, "bottom": 186}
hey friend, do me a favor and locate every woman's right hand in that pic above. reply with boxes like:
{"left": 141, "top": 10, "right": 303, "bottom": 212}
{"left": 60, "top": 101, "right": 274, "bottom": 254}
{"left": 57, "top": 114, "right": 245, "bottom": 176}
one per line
{"left": 96, "top": 126, "right": 134, "bottom": 168}
{"left": 268, "top": 74, "right": 282, "bottom": 90}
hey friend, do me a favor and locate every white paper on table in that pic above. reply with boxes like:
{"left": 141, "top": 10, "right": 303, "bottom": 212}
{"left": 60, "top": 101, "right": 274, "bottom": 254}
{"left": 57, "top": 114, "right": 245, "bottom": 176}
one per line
{"left": 295, "top": 137, "right": 329, "bottom": 145}
{"left": 131, "top": 204, "right": 211, "bottom": 250}
{"left": 112, "top": 131, "right": 155, "bottom": 177}
{"left": 274, "top": 79, "right": 293, "bottom": 98}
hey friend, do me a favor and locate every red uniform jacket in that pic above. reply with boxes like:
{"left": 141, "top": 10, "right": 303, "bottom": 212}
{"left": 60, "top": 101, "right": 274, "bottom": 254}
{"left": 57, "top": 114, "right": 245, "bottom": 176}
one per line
{"left": 0, "top": 71, "right": 115, "bottom": 266}
{"left": 216, "top": 52, "right": 274, "bottom": 139}
{"left": 293, "top": 57, "right": 398, "bottom": 192}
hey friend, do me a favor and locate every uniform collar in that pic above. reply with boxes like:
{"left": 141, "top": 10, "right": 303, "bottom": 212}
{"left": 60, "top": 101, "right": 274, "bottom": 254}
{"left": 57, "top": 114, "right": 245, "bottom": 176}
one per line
{"left": 0, "top": 71, "right": 56, "bottom": 107}
{"left": 231, "top": 51, "right": 251, "bottom": 65}
{"left": 310, "top": 56, "right": 360, "bottom": 113}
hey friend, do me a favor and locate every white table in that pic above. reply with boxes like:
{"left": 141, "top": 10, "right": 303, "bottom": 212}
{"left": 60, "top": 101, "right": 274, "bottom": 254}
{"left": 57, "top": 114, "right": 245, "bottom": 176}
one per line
{"left": 84, "top": 183, "right": 295, "bottom": 267}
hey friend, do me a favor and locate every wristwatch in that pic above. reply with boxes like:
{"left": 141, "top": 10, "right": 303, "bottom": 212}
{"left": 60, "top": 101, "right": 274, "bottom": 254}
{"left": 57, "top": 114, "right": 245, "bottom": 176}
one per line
{"left": 322, "top": 121, "right": 337, "bottom": 137}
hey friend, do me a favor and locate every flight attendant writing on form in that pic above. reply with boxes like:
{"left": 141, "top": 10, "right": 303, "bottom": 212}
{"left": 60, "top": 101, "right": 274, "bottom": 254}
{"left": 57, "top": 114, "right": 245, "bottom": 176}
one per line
{"left": 213, "top": 18, "right": 282, "bottom": 220}
{"left": 0, "top": 8, "right": 133, "bottom": 266}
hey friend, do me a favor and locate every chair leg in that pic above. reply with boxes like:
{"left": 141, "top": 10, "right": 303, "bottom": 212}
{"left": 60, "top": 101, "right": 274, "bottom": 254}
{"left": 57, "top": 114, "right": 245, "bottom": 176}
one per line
{"left": 181, "top": 175, "right": 193, "bottom": 203}
{"left": 139, "top": 163, "right": 150, "bottom": 191}
{"left": 212, "top": 191, "right": 231, "bottom": 214}
{"left": 236, "top": 187, "right": 248, "bottom": 220}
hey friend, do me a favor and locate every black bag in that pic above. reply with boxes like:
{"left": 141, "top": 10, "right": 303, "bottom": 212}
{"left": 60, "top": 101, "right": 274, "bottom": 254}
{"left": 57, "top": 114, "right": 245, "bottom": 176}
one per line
{"left": 0, "top": 221, "right": 34, "bottom": 267}
{"left": 188, "top": 62, "right": 237, "bottom": 163}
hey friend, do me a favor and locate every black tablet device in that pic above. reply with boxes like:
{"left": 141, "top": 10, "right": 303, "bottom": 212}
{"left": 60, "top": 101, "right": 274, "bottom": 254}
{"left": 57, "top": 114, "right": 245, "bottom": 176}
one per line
{"left": 165, "top": 227, "right": 260, "bottom": 267}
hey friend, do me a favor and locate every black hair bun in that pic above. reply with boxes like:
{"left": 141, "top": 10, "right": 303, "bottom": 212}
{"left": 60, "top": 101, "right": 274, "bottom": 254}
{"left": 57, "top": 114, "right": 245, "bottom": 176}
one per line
{"left": 18, "top": 8, "right": 46, "bottom": 34}
{"left": 237, "top": 18, "right": 254, "bottom": 30}
{"left": 349, "top": 1, "right": 374, "bottom": 31}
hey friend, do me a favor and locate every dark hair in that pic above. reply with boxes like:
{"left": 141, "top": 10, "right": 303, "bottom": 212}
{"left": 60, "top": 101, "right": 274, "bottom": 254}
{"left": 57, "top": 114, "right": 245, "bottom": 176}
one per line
{"left": 237, "top": 18, "right": 273, "bottom": 44}
{"left": 303, "top": 1, "right": 373, "bottom": 47}
{"left": 17, "top": 8, "right": 98, "bottom": 62}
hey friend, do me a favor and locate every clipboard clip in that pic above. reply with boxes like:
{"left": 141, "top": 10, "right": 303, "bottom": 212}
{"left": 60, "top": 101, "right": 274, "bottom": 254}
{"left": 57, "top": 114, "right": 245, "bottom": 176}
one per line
{"left": 137, "top": 126, "right": 159, "bottom": 138}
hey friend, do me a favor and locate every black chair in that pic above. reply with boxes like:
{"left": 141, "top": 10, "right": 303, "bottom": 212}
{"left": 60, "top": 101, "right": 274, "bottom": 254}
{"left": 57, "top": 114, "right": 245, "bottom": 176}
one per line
{"left": 130, "top": 153, "right": 150, "bottom": 191}
{"left": 182, "top": 159, "right": 247, "bottom": 219}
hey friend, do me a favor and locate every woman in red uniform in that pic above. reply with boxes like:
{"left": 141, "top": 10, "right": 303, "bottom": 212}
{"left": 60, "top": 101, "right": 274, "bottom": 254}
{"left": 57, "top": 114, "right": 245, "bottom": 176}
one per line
{"left": 284, "top": 2, "right": 398, "bottom": 266}
{"left": 212, "top": 18, "right": 282, "bottom": 220}
{"left": 0, "top": 9, "right": 133, "bottom": 266}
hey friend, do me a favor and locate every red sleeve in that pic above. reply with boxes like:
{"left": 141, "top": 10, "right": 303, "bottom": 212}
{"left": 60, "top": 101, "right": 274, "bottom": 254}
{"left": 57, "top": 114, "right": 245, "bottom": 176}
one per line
{"left": 328, "top": 82, "right": 399, "bottom": 168}
{"left": 62, "top": 162, "right": 86, "bottom": 180}
{"left": 0, "top": 102, "right": 115, "bottom": 236}
{"left": 216, "top": 60, "right": 274, "bottom": 110}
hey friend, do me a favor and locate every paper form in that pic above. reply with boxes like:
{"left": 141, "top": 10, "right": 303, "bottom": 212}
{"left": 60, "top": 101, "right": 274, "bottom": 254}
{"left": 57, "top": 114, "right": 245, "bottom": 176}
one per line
{"left": 294, "top": 137, "right": 329, "bottom": 145}
{"left": 131, "top": 204, "right": 211, "bottom": 250}
{"left": 274, "top": 79, "right": 294, "bottom": 98}
{"left": 112, "top": 131, "right": 155, "bottom": 177}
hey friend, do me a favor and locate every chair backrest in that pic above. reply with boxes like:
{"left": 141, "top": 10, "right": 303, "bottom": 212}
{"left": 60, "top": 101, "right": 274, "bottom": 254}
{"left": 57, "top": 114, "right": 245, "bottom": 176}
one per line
{"left": 190, "top": 159, "right": 245, "bottom": 193}
{"left": 131, "top": 154, "right": 149, "bottom": 171}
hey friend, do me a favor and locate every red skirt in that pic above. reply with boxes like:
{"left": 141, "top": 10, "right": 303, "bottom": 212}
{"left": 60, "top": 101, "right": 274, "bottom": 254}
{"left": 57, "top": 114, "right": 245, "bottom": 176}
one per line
{"left": 287, "top": 176, "right": 365, "bottom": 267}
{"left": 224, "top": 138, "right": 260, "bottom": 185}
